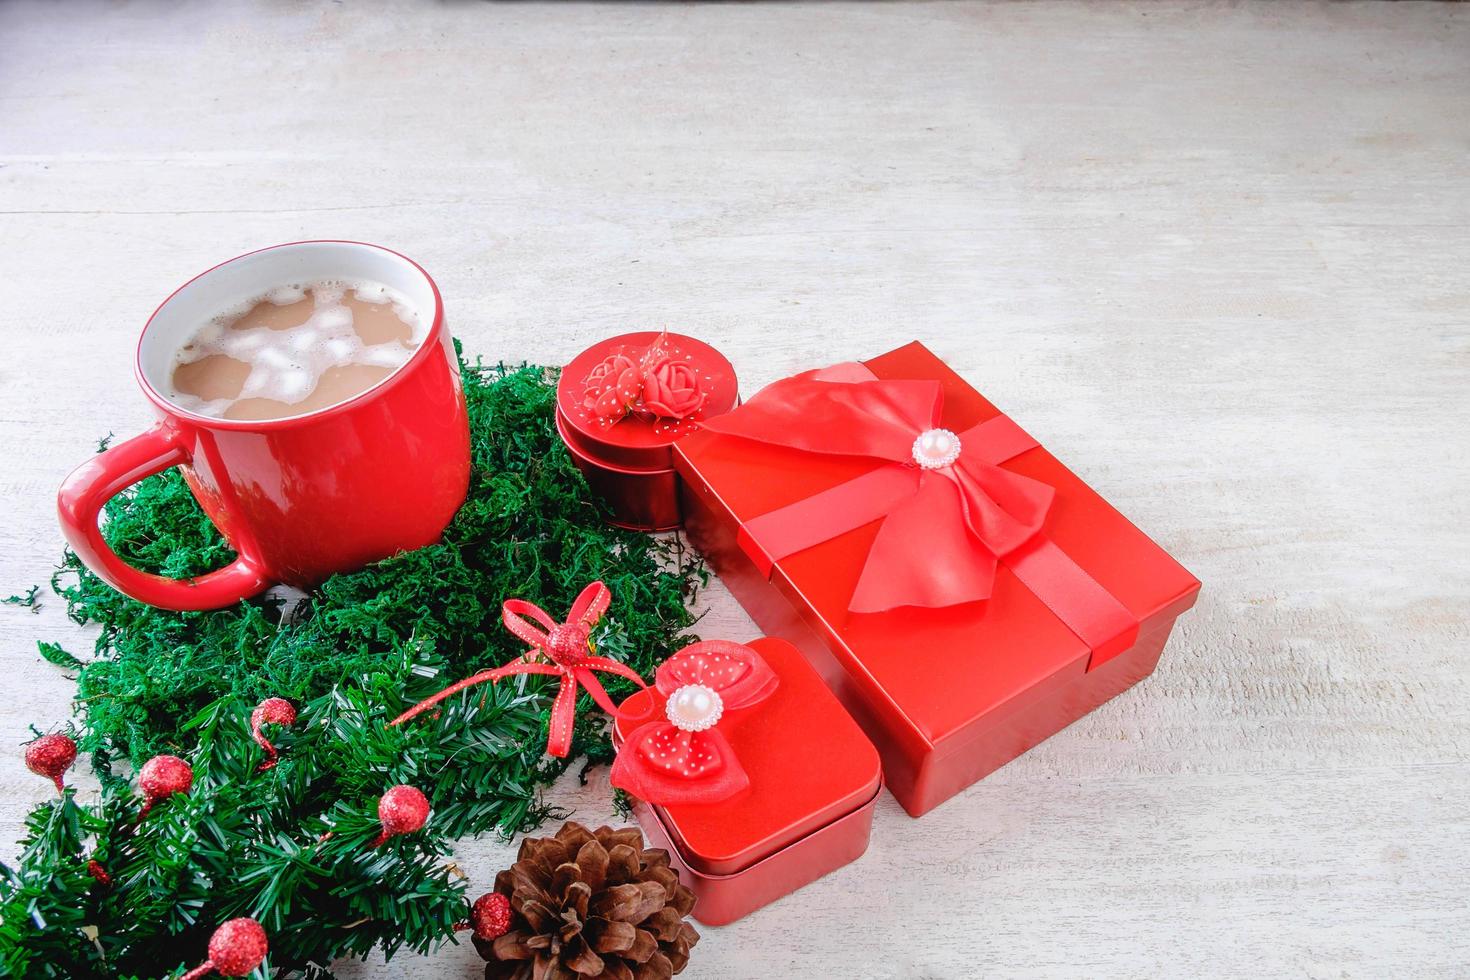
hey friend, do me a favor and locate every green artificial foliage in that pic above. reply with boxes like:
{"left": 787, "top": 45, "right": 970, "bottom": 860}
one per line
{"left": 2, "top": 691, "right": 470, "bottom": 978}
{"left": 2, "top": 357, "right": 706, "bottom": 978}
{"left": 3, "top": 585, "right": 41, "bottom": 612}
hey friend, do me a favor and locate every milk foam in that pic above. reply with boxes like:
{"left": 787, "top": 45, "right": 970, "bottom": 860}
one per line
{"left": 168, "top": 279, "right": 426, "bottom": 418}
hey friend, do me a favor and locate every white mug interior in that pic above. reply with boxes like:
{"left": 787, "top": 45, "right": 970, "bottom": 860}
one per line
{"left": 137, "top": 241, "right": 438, "bottom": 421}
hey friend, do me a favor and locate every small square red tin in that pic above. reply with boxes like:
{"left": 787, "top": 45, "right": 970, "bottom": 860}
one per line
{"left": 612, "top": 637, "right": 882, "bottom": 925}
{"left": 556, "top": 332, "right": 738, "bottom": 531}
{"left": 672, "top": 342, "right": 1201, "bottom": 817}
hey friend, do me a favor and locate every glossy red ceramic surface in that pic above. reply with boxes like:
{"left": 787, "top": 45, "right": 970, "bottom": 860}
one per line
{"left": 614, "top": 637, "right": 881, "bottom": 924}
{"left": 555, "top": 332, "right": 737, "bottom": 531}
{"left": 674, "top": 342, "right": 1201, "bottom": 816}
{"left": 57, "top": 242, "right": 471, "bottom": 611}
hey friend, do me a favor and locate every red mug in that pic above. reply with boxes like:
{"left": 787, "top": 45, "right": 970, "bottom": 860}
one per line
{"left": 57, "top": 241, "right": 472, "bottom": 611}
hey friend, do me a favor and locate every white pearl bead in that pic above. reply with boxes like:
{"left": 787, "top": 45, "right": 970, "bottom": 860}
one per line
{"left": 912, "top": 428, "right": 962, "bottom": 469}
{"left": 665, "top": 684, "right": 724, "bottom": 732}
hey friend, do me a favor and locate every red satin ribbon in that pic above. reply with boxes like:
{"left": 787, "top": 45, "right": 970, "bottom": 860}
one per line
{"left": 388, "top": 582, "right": 648, "bottom": 757}
{"left": 701, "top": 364, "right": 1140, "bottom": 664}
{"left": 610, "top": 640, "right": 779, "bottom": 805}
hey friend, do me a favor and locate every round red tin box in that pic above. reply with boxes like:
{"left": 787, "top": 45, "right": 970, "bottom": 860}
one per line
{"left": 556, "top": 332, "right": 738, "bottom": 532}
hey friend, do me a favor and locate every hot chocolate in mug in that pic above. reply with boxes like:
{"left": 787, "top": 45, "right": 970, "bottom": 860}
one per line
{"left": 57, "top": 241, "right": 472, "bottom": 611}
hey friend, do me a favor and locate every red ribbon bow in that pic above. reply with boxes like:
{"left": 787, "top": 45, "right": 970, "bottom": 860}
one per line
{"left": 610, "top": 640, "right": 778, "bottom": 805}
{"left": 701, "top": 363, "right": 1055, "bottom": 612}
{"left": 700, "top": 361, "right": 1141, "bottom": 661}
{"left": 389, "top": 582, "right": 647, "bottom": 758}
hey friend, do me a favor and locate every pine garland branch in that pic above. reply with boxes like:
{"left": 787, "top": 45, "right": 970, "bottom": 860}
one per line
{"left": 3, "top": 356, "right": 707, "bottom": 978}
{"left": 43, "top": 356, "right": 703, "bottom": 809}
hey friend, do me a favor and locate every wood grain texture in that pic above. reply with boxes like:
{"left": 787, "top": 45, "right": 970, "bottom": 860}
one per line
{"left": 2, "top": 1, "right": 1467, "bottom": 976}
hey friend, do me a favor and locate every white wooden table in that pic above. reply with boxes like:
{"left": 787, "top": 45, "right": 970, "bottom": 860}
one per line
{"left": 3, "top": 1, "right": 1467, "bottom": 976}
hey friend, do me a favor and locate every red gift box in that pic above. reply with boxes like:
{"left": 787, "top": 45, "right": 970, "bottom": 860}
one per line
{"left": 612, "top": 637, "right": 882, "bottom": 925}
{"left": 673, "top": 342, "right": 1201, "bottom": 816}
{"left": 556, "top": 332, "right": 738, "bottom": 531}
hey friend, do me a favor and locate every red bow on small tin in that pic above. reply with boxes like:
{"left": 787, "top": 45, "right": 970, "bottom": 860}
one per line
{"left": 610, "top": 640, "right": 778, "bottom": 805}
{"left": 389, "top": 582, "right": 647, "bottom": 758}
{"left": 582, "top": 330, "right": 709, "bottom": 423}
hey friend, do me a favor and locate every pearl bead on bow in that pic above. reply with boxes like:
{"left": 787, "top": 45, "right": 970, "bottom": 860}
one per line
{"left": 665, "top": 684, "right": 724, "bottom": 732}
{"left": 911, "top": 428, "right": 962, "bottom": 470}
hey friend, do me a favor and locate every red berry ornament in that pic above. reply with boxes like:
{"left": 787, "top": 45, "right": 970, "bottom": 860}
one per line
{"left": 250, "top": 697, "right": 296, "bottom": 772}
{"left": 370, "top": 784, "right": 429, "bottom": 847}
{"left": 179, "top": 917, "right": 268, "bottom": 980}
{"left": 25, "top": 733, "right": 77, "bottom": 795}
{"left": 208, "top": 918, "right": 269, "bottom": 976}
{"left": 471, "top": 892, "right": 512, "bottom": 941}
{"left": 86, "top": 859, "right": 111, "bottom": 888}
{"left": 545, "top": 622, "right": 590, "bottom": 665}
{"left": 137, "top": 754, "right": 193, "bottom": 819}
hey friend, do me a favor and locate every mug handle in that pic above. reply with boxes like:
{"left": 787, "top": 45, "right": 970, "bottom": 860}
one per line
{"left": 57, "top": 422, "right": 270, "bottom": 611}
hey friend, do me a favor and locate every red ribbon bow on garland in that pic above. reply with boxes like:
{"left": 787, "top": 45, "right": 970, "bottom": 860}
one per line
{"left": 582, "top": 330, "right": 709, "bottom": 424}
{"left": 610, "top": 641, "right": 778, "bottom": 805}
{"left": 701, "top": 362, "right": 1140, "bottom": 661}
{"left": 389, "top": 582, "right": 647, "bottom": 758}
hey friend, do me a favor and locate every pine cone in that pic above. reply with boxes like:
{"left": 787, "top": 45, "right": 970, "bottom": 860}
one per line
{"left": 474, "top": 821, "right": 700, "bottom": 980}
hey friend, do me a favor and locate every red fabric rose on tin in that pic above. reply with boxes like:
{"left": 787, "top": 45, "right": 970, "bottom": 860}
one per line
{"left": 582, "top": 331, "right": 709, "bottom": 425}
{"left": 582, "top": 352, "right": 644, "bottom": 420}
{"left": 641, "top": 354, "right": 708, "bottom": 419}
